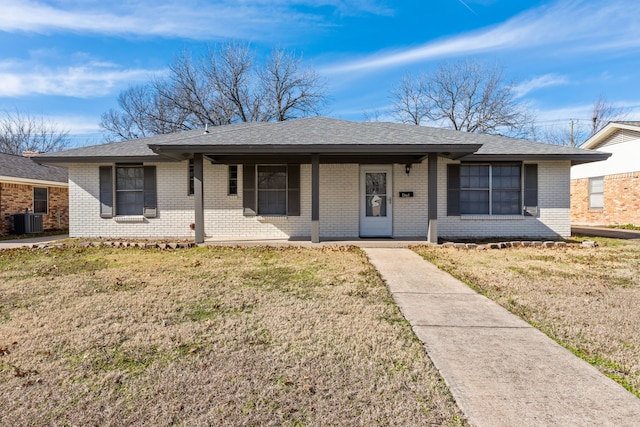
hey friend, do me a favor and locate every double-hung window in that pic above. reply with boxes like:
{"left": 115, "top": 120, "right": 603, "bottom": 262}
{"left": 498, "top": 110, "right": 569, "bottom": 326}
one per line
{"left": 490, "top": 165, "right": 522, "bottom": 215}
{"left": 243, "top": 164, "right": 300, "bottom": 217}
{"left": 459, "top": 164, "right": 521, "bottom": 215}
{"left": 589, "top": 176, "right": 604, "bottom": 210}
{"left": 460, "top": 165, "right": 490, "bottom": 214}
{"left": 257, "top": 166, "right": 287, "bottom": 215}
{"left": 33, "top": 187, "right": 48, "bottom": 214}
{"left": 116, "top": 166, "right": 144, "bottom": 215}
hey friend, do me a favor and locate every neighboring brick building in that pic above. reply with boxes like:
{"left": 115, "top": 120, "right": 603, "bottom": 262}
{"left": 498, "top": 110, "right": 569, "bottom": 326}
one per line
{"left": 35, "top": 117, "right": 607, "bottom": 243}
{"left": 0, "top": 152, "right": 69, "bottom": 236}
{"left": 571, "top": 122, "right": 640, "bottom": 226}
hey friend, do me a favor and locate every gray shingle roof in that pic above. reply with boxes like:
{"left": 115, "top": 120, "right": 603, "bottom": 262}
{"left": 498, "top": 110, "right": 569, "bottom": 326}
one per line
{"left": 33, "top": 135, "right": 166, "bottom": 161}
{"left": 34, "top": 116, "right": 608, "bottom": 165}
{"left": 0, "top": 152, "right": 67, "bottom": 183}
{"left": 148, "top": 117, "right": 483, "bottom": 147}
{"left": 365, "top": 121, "right": 602, "bottom": 156}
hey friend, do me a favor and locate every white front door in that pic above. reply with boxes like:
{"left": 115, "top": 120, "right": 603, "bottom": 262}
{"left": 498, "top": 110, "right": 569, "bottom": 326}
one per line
{"left": 360, "top": 166, "right": 393, "bottom": 237}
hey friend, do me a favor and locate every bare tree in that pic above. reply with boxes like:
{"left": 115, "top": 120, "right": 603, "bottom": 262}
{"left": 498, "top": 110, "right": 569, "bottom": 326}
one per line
{"left": 390, "top": 60, "right": 534, "bottom": 136}
{"left": 261, "top": 48, "right": 326, "bottom": 121}
{"left": 389, "top": 73, "right": 429, "bottom": 125}
{"left": 100, "top": 59, "right": 220, "bottom": 142}
{"left": 536, "top": 124, "right": 577, "bottom": 146}
{"left": 362, "top": 109, "right": 383, "bottom": 122}
{"left": 534, "top": 95, "right": 630, "bottom": 147}
{"left": 0, "top": 111, "right": 70, "bottom": 154}
{"left": 205, "top": 42, "right": 265, "bottom": 123}
{"left": 100, "top": 83, "right": 193, "bottom": 141}
{"left": 100, "top": 43, "right": 327, "bottom": 141}
{"left": 591, "top": 94, "right": 628, "bottom": 136}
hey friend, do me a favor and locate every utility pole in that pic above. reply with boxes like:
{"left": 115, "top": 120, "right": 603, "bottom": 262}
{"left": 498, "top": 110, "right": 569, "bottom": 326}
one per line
{"left": 569, "top": 120, "right": 575, "bottom": 147}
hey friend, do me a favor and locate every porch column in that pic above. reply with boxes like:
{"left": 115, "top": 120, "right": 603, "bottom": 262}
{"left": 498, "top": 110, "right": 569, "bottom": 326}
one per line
{"left": 427, "top": 153, "right": 438, "bottom": 244}
{"left": 311, "top": 154, "right": 320, "bottom": 243}
{"left": 194, "top": 153, "right": 205, "bottom": 244}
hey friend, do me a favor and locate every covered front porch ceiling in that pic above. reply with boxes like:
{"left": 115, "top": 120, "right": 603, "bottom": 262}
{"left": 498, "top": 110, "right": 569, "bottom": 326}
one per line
{"left": 149, "top": 143, "right": 482, "bottom": 164}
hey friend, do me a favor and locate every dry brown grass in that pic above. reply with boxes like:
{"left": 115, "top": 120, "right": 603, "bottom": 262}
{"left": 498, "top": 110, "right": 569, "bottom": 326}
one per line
{"left": 0, "top": 245, "right": 465, "bottom": 426}
{"left": 413, "top": 237, "right": 640, "bottom": 397}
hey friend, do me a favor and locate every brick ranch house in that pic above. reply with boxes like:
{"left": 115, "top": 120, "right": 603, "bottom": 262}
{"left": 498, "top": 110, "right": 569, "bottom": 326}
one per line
{"left": 34, "top": 117, "right": 607, "bottom": 244}
{"left": 0, "top": 152, "right": 69, "bottom": 236}
{"left": 571, "top": 121, "right": 640, "bottom": 226}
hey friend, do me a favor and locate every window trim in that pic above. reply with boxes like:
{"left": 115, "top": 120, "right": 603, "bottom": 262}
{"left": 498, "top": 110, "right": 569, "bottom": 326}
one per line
{"left": 188, "top": 159, "right": 194, "bottom": 196}
{"left": 589, "top": 176, "right": 604, "bottom": 210}
{"left": 33, "top": 187, "right": 48, "bottom": 214}
{"left": 523, "top": 164, "right": 538, "bottom": 216}
{"left": 99, "top": 166, "right": 114, "bottom": 218}
{"left": 228, "top": 165, "right": 238, "bottom": 196}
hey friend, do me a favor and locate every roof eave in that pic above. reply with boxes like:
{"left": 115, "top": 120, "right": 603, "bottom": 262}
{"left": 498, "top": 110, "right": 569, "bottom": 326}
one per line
{"left": 32, "top": 155, "right": 175, "bottom": 165}
{"left": 0, "top": 176, "right": 68, "bottom": 186}
{"left": 459, "top": 152, "right": 612, "bottom": 165}
{"left": 581, "top": 122, "right": 640, "bottom": 149}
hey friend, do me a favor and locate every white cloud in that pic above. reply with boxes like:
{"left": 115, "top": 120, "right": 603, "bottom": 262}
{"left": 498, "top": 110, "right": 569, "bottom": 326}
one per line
{"left": 45, "top": 114, "right": 100, "bottom": 134}
{"left": 0, "top": 59, "right": 163, "bottom": 97}
{"left": 513, "top": 74, "right": 569, "bottom": 98}
{"left": 246, "top": 0, "right": 393, "bottom": 16}
{"left": 0, "top": 0, "right": 388, "bottom": 40}
{"left": 534, "top": 100, "right": 640, "bottom": 124}
{"left": 323, "top": 0, "right": 640, "bottom": 74}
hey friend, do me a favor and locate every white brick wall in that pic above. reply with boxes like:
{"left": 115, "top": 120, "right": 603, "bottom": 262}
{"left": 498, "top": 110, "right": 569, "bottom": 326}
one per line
{"left": 438, "top": 159, "right": 571, "bottom": 239}
{"left": 68, "top": 159, "right": 572, "bottom": 240}
{"left": 319, "top": 164, "right": 359, "bottom": 237}
{"left": 69, "top": 162, "right": 311, "bottom": 240}
{"left": 204, "top": 164, "right": 310, "bottom": 239}
{"left": 393, "top": 162, "right": 429, "bottom": 237}
{"left": 69, "top": 162, "right": 196, "bottom": 238}
{"left": 317, "top": 163, "right": 430, "bottom": 238}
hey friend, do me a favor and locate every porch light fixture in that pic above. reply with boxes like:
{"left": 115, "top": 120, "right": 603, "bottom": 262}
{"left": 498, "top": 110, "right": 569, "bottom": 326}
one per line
{"left": 405, "top": 164, "right": 412, "bottom": 175}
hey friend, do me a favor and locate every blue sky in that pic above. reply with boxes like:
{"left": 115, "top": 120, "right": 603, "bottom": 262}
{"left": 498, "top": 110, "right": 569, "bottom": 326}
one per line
{"left": 1, "top": 0, "right": 640, "bottom": 146}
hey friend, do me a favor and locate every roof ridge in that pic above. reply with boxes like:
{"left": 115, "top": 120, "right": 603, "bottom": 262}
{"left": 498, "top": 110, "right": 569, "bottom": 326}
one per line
{"left": 0, "top": 152, "right": 26, "bottom": 158}
{"left": 147, "top": 121, "right": 275, "bottom": 144}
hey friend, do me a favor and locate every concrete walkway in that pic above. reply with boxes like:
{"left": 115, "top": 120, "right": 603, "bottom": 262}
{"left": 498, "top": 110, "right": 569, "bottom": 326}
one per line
{"left": 0, "top": 234, "right": 68, "bottom": 249}
{"left": 364, "top": 248, "right": 640, "bottom": 427}
{"left": 572, "top": 226, "right": 640, "bottom": 240}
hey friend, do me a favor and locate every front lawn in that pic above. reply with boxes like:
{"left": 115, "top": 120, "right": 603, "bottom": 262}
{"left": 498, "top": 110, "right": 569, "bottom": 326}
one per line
{"left": 0, "top": 245, "right": 465, "bottom": 426}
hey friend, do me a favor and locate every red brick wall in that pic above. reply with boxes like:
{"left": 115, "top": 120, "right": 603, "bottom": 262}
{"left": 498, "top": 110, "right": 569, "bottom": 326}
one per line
{"left": 0, "top": 183, "right": 69, "bottom": 235}
{"left": 571, "top": 172, "right": 640, "bottom": 226}
{"left": 45, "top": 186, "right": 70, "bottom": 231}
